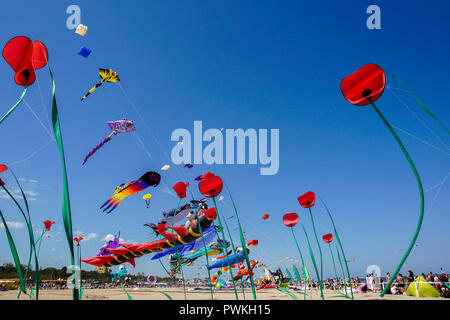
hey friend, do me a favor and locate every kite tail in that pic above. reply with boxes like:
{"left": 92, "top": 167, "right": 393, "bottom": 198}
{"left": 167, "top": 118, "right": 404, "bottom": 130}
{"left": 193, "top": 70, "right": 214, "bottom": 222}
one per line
{"left": 369, "top": 99, "right": 424, "bottom": 298}
{"left": 0, "top": 78, "right": 28, "bottom": 126}
{"left": 81, "top": 79, "right": 106, "bottom": 101}
{"left": 101, "top": 194, "right": 124, "bottom": 213}
{"left": 82, "top": 132, "right": 117, "bottom": 165}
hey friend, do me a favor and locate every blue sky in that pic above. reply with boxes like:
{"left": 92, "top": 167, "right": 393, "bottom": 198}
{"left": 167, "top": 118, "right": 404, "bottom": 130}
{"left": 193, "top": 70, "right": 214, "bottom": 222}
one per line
{"left": 0, "top": 1, "right": 449, "bottom": 281}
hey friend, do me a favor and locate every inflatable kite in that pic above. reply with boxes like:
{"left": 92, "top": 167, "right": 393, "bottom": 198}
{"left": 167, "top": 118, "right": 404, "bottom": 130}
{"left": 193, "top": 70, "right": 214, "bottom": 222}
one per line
{"left": 1, "top": 36, "right": 48, "bottom": 126}
{"left": 97, "top": 233, "right": 121, "bottom": 256}
{"left": 81, "top": 68, "right": 119, "bottom": 101}
{"left": 262, "top": 213, "right": 269, "bottom": 220}
{"left": 206, "top": 240, "right": 258, "bottom": 270}
{"left": 43, "top": 220, "right": 55, "bottom": 232}
{"left": 82, "top": 119, "right": 136, "bottom": 165}
{"left": 341, "top": 63, "right": 426, "bottom": 297}
{"left": 100, "top": 171, "right": 161, "bottom": 213}
{"left": 82, "top": 206, "right": 217, "bottom": 267}
{"left": 73, "top": 237, "right": 83, "bottom": 246}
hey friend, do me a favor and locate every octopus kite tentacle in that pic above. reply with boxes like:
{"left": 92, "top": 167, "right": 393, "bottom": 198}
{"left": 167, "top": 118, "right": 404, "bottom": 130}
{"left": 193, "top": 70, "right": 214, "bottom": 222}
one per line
{"left": 82, "top": 132, "right": 117, "bottom": 165}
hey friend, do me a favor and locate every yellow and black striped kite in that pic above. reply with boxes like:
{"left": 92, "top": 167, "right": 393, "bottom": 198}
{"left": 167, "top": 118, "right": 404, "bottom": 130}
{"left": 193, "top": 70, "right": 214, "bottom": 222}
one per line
{"left": 81, "top": 68, "right": 120, "bottom": 101}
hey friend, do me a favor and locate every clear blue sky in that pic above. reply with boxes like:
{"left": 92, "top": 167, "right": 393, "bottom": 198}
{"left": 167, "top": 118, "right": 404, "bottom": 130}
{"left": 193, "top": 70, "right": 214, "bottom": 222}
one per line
{"left": 0, "top": 1, "right": 448, "bottom": 281}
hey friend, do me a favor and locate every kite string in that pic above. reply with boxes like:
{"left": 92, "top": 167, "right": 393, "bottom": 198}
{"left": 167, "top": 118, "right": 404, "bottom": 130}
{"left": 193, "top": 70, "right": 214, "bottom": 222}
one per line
{"left": 23, "top": 99, "right": 55, "bottom": 142}
{"left": 391, "top": 125, "right": 450, "bottom": 156}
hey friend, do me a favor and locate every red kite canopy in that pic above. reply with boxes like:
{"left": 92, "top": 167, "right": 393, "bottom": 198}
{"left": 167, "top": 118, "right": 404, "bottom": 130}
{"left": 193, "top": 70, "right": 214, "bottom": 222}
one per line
{"left": 297, "top": 191, "right": 315, "bottom": 208}
{"left": 0, "top": 164, "right": 7, "bottom": 186}
{"left": 198, "top": 173, "right": 223, "bottom": 198}
{"left": 323, "top": 233, "right": 333, "bottom": 243}
{"left": 283, "top": 213, "right": 299, "bottom": 227}
{"left": 2, "top": 36, "right": 48, "bottom": 86}
{"left": 262, "top": 213, "right": 269, "bottom": 220}
{"left": 247, "top": 239, "right": 259, "bottom": 248}
{"left": 340, "top": 63, "right": 386, "bottom": 106}
{"left": 43, "top": 220, "right": 55, "bottom": 231}
{"left": 74, "top": 237, "right": 84, "bottom": 246}
{"left": 204, "top": 207, "right": 217, "bottom": 220}
{"left": 172, "top": 182, "right": 189, "bottom": 198}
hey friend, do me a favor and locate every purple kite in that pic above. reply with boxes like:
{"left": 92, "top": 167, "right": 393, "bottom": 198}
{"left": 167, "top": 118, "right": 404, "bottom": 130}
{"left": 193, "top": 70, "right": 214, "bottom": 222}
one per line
{"left": 82, "top": 119, "right": 136, "bottom": 165}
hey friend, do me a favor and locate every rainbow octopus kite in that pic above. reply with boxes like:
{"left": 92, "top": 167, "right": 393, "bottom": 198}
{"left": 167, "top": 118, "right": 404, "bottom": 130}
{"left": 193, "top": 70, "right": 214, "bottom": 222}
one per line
{"left": 100, "top": 171, "right": 161, "bottom": 213}
{"left": 82, "top": 118, "right": 136, "bottom": 165}
{"left": 81, "top": 68, "right": 120, "bottom": 101}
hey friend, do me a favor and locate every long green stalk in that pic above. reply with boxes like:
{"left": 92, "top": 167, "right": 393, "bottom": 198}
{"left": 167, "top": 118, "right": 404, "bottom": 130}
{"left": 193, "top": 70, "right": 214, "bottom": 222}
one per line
{"left": 0, "top": 78, "right": 28, "bottom": 126}
{"left": 307, "top": 207, "right": 324, "bottom": 299}
{"left": 369, "top": 100, "right": 425, "bottom": 297}
{"left": 289, "top": 227, "right": 307, "bottom": 299}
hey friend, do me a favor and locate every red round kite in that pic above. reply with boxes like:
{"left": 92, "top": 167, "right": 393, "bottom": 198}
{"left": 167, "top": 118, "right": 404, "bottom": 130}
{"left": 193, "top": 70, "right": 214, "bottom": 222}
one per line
{"left": 340, "top": 63, "right": 386, "bottom": 106}
{"left": 198, "top": 173, "right": 223, "bottom": 198}
{"left": 322, "top": 233, "right": 333, "bottom": 243}
{"left": 43, "top": 220, "right": 55, "bottom": 231}
{"left": 262, "top": 213, "right": 269, "bottom": 220}
{"left": 204, "top": 207, "right": 217, "bottom": 221}
{"left": 74, "top": 237, "right": 83, "bottom": 246}
{"left": 2, "top": 36, "right": 48, "bottom": 86}
{"left": 297, "top": 191, "right": 315, "bottom": 208}
{"left": 283, "top": 213, "right": 299, "bottom": 227}
{"left": 172, "top": 182, "right": 189, "bottom": 198}
{"left": 247, "top": 239, "right": 259, "bottom": 248}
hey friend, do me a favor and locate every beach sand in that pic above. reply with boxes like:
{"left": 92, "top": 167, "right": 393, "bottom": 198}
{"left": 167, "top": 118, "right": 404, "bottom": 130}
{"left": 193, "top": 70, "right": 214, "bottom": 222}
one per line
{"left": 0, "top": 288, "right": 445, "bottom": 300}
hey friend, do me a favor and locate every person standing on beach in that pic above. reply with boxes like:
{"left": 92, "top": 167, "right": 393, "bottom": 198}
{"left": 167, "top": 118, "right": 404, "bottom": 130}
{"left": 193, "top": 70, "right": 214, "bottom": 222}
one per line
{"left": 407, "top": 270, "right": 414, "bottom": 284}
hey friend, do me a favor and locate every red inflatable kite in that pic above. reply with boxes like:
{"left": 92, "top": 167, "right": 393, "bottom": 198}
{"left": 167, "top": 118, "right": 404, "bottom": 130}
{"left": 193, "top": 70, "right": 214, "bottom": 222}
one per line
{"left": 74, "top": 237, "right": 83, "bottom": 246}
{"left": 198, "top": 173, "right": 223, "bottom": 197}
{"left": 172, "top": 182, "right": 189, "bottom": 198}
{"left": 262, "top": 213, "right": 269, "bottom": 220}
{"left": 3, "top": 36, "right": 48, "bottom": 86}
{"left": 297, "top": 191, "right": 315, "bottom": 208}
{"left": 340, "top": 63, "right": 385, "bottom": 106}
{"left": 283, "top": 213, "right": 299, "bottom": 227}
{"left": 0, "top": 164, "right": 7, "bottom": 186}
{"left": 43, "top": 220, "right": 55, "bottom": 232}
{"left": 322, "top": 233, "right": 333, "bottom": 243}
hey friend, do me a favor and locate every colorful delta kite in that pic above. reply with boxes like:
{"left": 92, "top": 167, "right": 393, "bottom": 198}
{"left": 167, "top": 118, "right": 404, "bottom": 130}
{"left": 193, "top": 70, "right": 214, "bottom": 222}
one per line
{"left": 75, "top": 24, "right": 88, "bottom": 36}
{"left": 77, "top": 47, "right": 91, "bottom": 58}
{"left": 82, "top": 119, "right": 136, "bottom": 165}
{"left": 1, "top": 37, "right": 48, "bottom": 125}
{"left": 81, "top": 68, "right": 120, "bottom": 101}
{"left": 100, "top": 171, "right": 161, "bottom": 213}
{"left": 82, "top": 206, "right": 217, "bottom": 267}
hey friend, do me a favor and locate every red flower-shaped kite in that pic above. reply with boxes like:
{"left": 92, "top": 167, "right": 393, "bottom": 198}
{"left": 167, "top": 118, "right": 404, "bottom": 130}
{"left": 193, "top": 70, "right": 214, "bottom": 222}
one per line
{"left": 198, "top": 173, "right": 223, "bottom": 198}
{"left": 172, "top": 182, "right": 189, "bottom": 198}
{"left": 74, "top": 237, "right": 83, "bottom": 246}
{"left": 3, "top": 36, "right": 48, "bottom": 86}
{"left": 283, "top": 213, "right": 299, "bottom": 227}
{"left": 297, "top": 191, "right": 315, "bottom": 208}
{"left": 322, "top": 233, "right": 333, "bottom": 244}
{"left": 43, "top": 220, "right": 55, "bottom": 231}
{"left": 0, "top": 164, "right": 7, "bottom": 186}
{"left": 204, "top": 207, "right": 217, "bottom": 221}
{"left": 340, "top": 63, "right": 386, "bottom": 106}
{"left": 262, "top": 213, "right": 269, "bottom": 220}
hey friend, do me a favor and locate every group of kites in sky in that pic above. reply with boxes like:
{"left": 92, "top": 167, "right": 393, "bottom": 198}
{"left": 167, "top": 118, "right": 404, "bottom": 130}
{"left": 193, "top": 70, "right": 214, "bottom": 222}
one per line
{"left": 0, "top": 25, "right": 448, "bottom": 300}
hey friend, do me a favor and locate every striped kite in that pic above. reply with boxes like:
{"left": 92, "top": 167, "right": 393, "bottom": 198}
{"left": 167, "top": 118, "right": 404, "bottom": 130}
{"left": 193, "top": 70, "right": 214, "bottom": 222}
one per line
{"left": 81, "top": 68, "right": 119, "bottom": 101}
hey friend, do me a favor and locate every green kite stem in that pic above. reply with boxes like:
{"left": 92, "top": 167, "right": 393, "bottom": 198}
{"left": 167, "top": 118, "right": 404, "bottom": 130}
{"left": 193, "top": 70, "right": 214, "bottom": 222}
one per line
{"left": 335, "top": 243, "right": 349, "bottom": 298}
{"left": 47, "top": 64, "right": 79, "bottom": 301}
{"left": 318, "top": 196, "right": 353, "bottom": 299}
{"left": 300, "top": 221, "right": 323, "bottom": 300}
{"left": 170, "top": 197, "right": 187, "bottom": 300}
{"left": 0, "top": 210, "right": 27, "bottom": 295}
{"left": 369, "top": 99, "right": 425, "bottom": 298}
{"left": 289, "top": 227, "right": 307, "bottom": 299}
{"left": 212, "top": 197, "right": 239, "bottom": 300}
{"left": 120, "top": 282, "right": 133, "bottom": 300}
{"left": 307, "top": 207, "right": 324, "bottom": 299}
{"left": 223, "top": 182, "right": 258, "bottom": 300}
{"left": 218, "top": 204, "right": 247, "bottom": 299}
{"left": 328, "top": 243, "right": 340, "bottom": 293}
{"left": 0, "top": 78, "right": 28, "bottom": 126}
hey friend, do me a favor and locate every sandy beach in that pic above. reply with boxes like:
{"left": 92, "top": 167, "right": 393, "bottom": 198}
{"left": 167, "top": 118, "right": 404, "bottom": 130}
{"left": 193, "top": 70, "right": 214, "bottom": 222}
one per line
{"left": 0, "top": 288, "right": 445, "bottom": 300}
